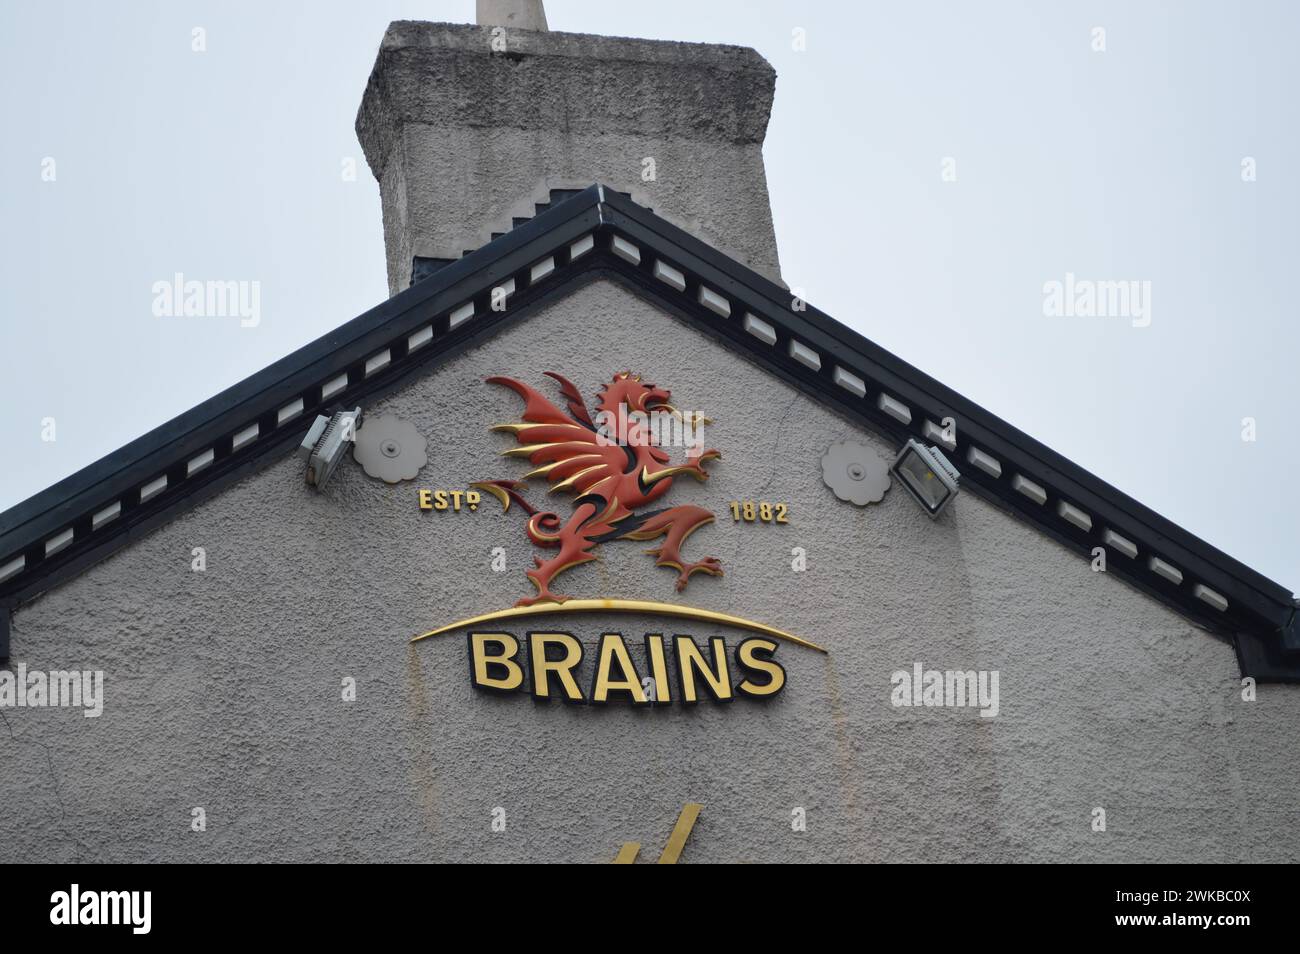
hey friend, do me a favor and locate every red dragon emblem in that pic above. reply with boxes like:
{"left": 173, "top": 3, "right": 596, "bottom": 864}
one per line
{"left": 473, "top": 371, "right": 723, "bottom": 606}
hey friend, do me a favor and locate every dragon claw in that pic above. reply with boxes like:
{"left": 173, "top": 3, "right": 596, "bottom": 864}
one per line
{"left": 675, "top": 556, "right": 723, "bottom": 591}
{"left": 515, "top": 592, "right": 571, "bottom": 607}
{"left": 517, "top": 565, "right": 575, "bottom": 606}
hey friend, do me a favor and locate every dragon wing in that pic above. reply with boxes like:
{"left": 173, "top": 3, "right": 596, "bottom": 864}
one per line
{"left": 487, "top": 375, "right": 629, "bottom": 497}
{"left": 543, "top": 371, "right": 596, "bottom": 428}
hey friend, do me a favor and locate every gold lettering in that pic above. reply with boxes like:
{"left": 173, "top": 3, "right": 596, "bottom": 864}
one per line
{"left": 735, "top": 637, "right": 785, "bottom": 697}
{"left": 644, "top": 634, "right": 672, "bottom": 704}
{"left": 468, "top": 633, "right": 524, "bottom": 692}
{"left": 528, "top": 632, "right": 585, "bottom": 703}
{"left": 674, "top": 635, "right": 733, "bottom": 704}
{"left": 591, "top": 633, "right": 647, "bottom": 704}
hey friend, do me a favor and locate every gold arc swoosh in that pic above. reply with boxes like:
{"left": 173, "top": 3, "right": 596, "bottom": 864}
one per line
{"left": 410, "top": 598, "right": 827, "bottom": 654}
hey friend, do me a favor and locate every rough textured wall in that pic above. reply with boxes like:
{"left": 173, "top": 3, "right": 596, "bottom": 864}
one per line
{"left": 2, "top": 279, "right": 1296, "bottom": 863}
{"left": 357, "top": 21, "right": 784, "bottom": 293}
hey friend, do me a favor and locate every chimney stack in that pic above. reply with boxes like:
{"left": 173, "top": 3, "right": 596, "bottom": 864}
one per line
{"left": 356, "top": 6, "right": 782, "bottom": 295}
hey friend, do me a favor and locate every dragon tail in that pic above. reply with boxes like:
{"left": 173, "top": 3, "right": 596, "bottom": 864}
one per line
{"left": 471, "top": 480, "right": 563, "bottom": 544}
{"left": 472, "top": 479, "right": 537, "bottom": 515}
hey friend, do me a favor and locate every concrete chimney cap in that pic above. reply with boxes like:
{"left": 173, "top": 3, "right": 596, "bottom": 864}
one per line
{"left": 358, "top": 21, "right": 776, "bottom": 160}
{"left": 477, "top": 0, "right": 549, "bottom": 32}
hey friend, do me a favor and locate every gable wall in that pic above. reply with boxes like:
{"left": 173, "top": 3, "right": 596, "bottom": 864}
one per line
{"left": 2, "top": 278, "right": 1295, "bottom": 862}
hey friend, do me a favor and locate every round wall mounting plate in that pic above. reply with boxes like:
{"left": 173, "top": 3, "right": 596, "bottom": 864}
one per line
{"left": 353, "top": 414, "right": 428, "bottom": 483}
{"left": 821, "top": 440, "right": 891, "bottom": 506}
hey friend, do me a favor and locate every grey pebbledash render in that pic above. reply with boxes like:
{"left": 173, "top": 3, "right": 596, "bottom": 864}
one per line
{"left": 0, "top": 3, "right": 1297, "bottom": 863}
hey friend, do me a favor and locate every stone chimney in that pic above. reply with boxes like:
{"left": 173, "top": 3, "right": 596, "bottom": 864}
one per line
{"left": 356, "top": 2, "right": 782, "bottom": 296}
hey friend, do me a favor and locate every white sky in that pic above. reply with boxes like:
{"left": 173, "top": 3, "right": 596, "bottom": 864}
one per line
{"left": 2, "top": 0, "right": 1296, "bottom": 591}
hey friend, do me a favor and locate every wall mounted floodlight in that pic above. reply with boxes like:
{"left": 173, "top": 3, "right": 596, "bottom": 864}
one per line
{"left": 299, "top": 407, "right": 362, "bottom": 490}
{"left": 892, "top": 439, "right": 960, "bottom": 518}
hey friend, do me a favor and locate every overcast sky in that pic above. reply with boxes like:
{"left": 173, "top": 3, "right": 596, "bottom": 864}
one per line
{"left": 2, "top": 0, "right": 1296, "bottom": 591}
